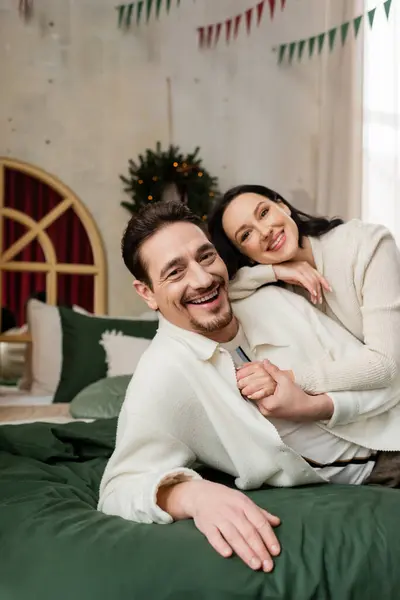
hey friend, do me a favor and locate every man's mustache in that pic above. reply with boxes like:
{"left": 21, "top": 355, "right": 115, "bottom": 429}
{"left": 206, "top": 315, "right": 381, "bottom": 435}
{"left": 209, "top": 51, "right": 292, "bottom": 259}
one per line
{"left": 183, "top": 277, "right": 226, "bottom": 304}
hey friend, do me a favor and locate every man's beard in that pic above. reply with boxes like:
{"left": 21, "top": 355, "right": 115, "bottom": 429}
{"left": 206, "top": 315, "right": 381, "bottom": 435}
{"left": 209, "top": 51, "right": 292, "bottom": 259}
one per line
{"left": 189, "top": 304, "right": 234, "bottom": 334}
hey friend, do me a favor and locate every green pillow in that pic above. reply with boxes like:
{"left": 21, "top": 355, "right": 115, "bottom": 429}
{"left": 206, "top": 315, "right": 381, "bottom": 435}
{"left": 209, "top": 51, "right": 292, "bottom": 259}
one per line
{"left": 70, "top": 375, "right": 131, "bottom": 419}
{"left": 54, "top": 308, "right": 158, "bottom": 403}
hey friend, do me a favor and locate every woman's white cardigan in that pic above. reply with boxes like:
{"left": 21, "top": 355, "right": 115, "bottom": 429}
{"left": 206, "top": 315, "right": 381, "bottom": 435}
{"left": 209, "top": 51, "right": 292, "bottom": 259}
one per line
{"left": 229, "top": 220, "right": 400, "bottom": 394}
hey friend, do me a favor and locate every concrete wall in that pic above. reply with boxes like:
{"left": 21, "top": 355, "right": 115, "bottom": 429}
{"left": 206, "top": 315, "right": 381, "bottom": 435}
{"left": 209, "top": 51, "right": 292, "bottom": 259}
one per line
{"left": 0, "top": 0, "right": 361, "bottom": 315}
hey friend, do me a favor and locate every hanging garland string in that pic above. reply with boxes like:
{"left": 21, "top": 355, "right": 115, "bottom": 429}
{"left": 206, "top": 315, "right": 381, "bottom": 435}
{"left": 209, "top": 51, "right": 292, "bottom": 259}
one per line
{"left": 18, "top": 0, "right": 33, "bottom": 20}
{"left": 196, "top": 0, "right": 287, "bottom": 50}
{"left": 116, "top": 0, "right": 182, "bottom": 28}
{"left": 120, "top": 142, "right": 219, "bottom": 221}
{"left": 275, "top": 0, "right": 392, "bottom": 64}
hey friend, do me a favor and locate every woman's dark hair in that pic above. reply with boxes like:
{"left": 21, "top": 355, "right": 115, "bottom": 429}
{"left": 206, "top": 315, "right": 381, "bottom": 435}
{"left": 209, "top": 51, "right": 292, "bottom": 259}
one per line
{"left": 208, "top": 184, "right": 343, "bottom": 279}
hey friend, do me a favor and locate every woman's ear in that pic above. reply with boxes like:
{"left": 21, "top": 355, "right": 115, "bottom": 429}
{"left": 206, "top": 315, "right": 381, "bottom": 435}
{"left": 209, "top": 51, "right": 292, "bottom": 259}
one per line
{"left": 278, "top": 201, "right": 291, "bottom": 216}
{"left": 132, "top": 280, "right": 158, "bottom": 310}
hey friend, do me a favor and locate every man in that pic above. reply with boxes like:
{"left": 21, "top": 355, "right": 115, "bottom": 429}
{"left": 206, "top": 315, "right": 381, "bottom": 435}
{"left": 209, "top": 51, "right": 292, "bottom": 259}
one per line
{"left": 98, "top": 201, "right": 400, "bottom": 573}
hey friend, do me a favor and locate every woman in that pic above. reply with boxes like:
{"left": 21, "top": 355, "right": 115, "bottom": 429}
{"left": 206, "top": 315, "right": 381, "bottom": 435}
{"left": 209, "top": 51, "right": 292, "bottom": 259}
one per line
{"left": 208, "top": 184, "right": 400, "bottom": 394}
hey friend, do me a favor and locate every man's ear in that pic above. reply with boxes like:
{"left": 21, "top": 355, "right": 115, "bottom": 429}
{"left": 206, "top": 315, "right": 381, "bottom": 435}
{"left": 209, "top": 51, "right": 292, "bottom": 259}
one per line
{"left": 132, "top": 280, "right": 158, "bottom": 310}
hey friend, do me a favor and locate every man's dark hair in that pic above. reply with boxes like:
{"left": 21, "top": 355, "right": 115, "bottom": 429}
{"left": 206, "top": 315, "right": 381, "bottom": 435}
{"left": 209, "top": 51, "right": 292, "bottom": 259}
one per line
{"left": 122, "top": 201, "right": 204, "bottom": 286}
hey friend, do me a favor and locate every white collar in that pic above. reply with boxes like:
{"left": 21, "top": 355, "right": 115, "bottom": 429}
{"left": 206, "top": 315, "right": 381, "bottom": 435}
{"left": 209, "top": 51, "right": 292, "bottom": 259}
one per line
{"left": 157, "top": 314, "right": 219, "bottom": 361}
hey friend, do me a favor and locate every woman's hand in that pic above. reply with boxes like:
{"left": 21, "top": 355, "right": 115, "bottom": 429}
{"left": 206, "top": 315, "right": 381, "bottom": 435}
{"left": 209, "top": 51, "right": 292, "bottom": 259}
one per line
{"left": 250, "top": 360, "right": 334, "bottom": 422}
{"left": 236, "top": 361, "right": 277, "bottom": 400}
{"left": 272, "top": 261, "right": 331, "bottom": 304}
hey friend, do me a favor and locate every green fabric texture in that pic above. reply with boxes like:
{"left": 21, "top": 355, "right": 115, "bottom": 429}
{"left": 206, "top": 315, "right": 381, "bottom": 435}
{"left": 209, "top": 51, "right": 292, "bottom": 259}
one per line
{"left": 54, "top": 308, "right": 158, "bottom": 403}
{"left": 70, "top": 375, "right": 131, "bottom": 419}
{"left": 1, "top": 419, "right": 400, "bottom": 599}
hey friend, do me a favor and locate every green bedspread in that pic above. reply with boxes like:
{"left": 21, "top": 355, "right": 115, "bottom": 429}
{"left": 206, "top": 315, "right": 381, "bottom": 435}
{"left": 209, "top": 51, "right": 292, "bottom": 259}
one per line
{"left": 0, "top": 419, "right": 399, "bottom": 600}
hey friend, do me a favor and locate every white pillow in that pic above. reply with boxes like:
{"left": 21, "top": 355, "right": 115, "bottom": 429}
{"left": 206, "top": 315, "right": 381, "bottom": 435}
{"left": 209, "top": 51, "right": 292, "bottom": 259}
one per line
{"left": 28, "top": 300, "right": 66, "bottom": 395}
{"left": 99, "top": 330, "right": 151, "bottom": 377}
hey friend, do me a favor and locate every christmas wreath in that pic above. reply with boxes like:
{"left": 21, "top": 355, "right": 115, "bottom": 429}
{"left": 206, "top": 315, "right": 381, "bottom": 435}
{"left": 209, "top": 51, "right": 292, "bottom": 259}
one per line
{"left": 120, "top": 142, "right": 219, "bottom": 220}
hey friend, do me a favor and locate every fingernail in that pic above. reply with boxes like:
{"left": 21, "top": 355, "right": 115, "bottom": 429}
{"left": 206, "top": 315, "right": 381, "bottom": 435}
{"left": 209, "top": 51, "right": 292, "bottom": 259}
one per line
{"left": 263, "top": 560, "right": 273, "bottom": 572}
{"left": 271, "top": 544, "right": 280, "bottom": 555}
{"left": 250, "top": 557, "right": 261, "bottom": 570}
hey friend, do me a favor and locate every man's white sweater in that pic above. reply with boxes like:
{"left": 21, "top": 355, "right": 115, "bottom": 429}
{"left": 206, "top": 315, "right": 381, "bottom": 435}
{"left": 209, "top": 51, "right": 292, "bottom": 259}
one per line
{"left": 98, "top": 286, "right": 400, "bottom": 525}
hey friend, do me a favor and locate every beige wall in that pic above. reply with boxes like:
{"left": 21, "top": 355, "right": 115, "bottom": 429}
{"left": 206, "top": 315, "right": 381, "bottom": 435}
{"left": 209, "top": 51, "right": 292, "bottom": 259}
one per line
{"left": 0, "top": 0, "right": 362, "bottom": 315}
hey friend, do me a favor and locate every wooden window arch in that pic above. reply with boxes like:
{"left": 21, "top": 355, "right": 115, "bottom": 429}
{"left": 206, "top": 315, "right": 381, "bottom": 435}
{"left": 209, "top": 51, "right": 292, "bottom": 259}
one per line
{"left": 0, "top": 158, "right": 107, "bottom": 342}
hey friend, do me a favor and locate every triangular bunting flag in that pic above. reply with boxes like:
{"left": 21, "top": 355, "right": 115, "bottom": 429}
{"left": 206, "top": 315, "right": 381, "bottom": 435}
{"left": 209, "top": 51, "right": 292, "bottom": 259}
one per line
{"left": 177, "top": 0, "right": 180, "bottom": 5}
{"left": 353, "top": 16, "right": 362, "bottom": 38}
{"left": 233, "top": 14, "right": 242, "bottom": 39}
{"left": 308, "top": 36, "right": 316, "bottom": 57}
{"left": 245, "top": 8, "right": 253, "bottom": 34}
{"left": 278, "top": 44, "right": 286, "bottom": 63}
{"left": 268, "top": 0, "right": 276, "bottom": 19}
{"left": 281, "top": 0, "right": 286, "bottom": 10}
{"left": 215, "top": 22, "right": 222, "bottom": 46}
{"left": 298, "top": 40, "right": 306, "bottom": 60}
{"left": 155, "top": 0, "right": 162, "bottom": 18}
{"left": 328, "top": 27, "right": 337, "bottom": 51}
{"left": 317, "top": 32, "right": 325, "bottom": 54}
{"left": 288, "top": 42, "right": 296, "bottom": 63}
{"left": 256, "top": 1, "right": 265, "bottom": 25}
{"left": 340, "top": 22, "right": 349, "bottom": 45}
{"left": 225, "top": 19, "right": 232, "bottom": 44}
{"left": 197, "top": 26, "right": 205, "bottom": 48}
{"left": 166, "top": 0, "right": 171, "bottom": 13}
{"left": 146, "top": 0, "right": 153, "bottom": 22}
{"left": 367, "top": 8, "right": 376, "bottom": 28}
{"left": 206, "top": 25, "right": 213, "bottom": 48}
{"left": 137, "top": 0, "right": 144, "bottom": 24}
{"left": 384, "top": 0, "right": 392, "bottom": 20}
{"left": 116, "top": 4, "right": 125, "bottom": 28}
{"left": 127, "top": 3, "right": 136, "bottom": 26}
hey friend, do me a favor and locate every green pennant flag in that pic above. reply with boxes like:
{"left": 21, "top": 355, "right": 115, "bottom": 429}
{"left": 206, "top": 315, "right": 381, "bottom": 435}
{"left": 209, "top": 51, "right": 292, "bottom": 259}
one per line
{"left": 166, "top": 0, "right": 171, "bottom": 11}
{"left": 340, "top": 22, "right": 349, "bottom": 45}
{"left": 308, "top": 36, "right": 316, "bottom": 57}
{"left": 298, "top": 39, "right": 306, "bottom": 60}
{"left": 353, "top": 15, "right": 362, "bottom": 38}
{"left": 126, "top": 2, "right": 135, "bottom": 26}
{"left": 146, "top": 0, "right": 153, "bottom": 21}
{"left": 317, "top": 32, "right": 325, "bottom": 54}
{"left": 137, "top": 0, "right": 144, "bottom": 23}
{"left": 177, "top": 0, "right": 181, "bottom": 6}
{"left": 155, "top": 0, "right": 162, "bottom": 18}
{"left": 116, "top": 4, "right": 125, "bottom": 28}
{"left": 367, "top": 7, "right": 376, "bottom": 28}
{"left": 328, "top": 27, "right": 337, "bottom": 51}
{"left": 288, "top": 42, "right": 296, "bottom": 63}
{"left": 384, "top": 0, "right": 392, "bottom": 20}
{"left": 278, "top": 44, "right": 287, "bottom": 63}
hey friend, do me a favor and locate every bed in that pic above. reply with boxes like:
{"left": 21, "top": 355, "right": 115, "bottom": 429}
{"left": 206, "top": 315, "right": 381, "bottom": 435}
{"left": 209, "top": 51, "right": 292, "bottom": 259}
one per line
{"left": 1, "top": 417, "right": 400, "bottom": 600}
{"left": 2, "top": 159, "right": 400, "bottom": 599}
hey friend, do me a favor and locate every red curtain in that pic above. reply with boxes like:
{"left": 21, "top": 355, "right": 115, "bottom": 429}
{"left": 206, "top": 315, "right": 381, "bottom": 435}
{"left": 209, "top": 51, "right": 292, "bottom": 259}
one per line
{"left": 2, "top": 167, "right": 94, "bottom": 326}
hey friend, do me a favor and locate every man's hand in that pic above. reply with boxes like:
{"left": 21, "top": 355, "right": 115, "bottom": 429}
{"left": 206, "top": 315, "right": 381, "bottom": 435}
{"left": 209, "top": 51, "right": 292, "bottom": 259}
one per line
{"left": 252, "top": 360, "right": 333, "bottom": 421}
{"left": 157, "top": 480, "right": 281, "bottom": 572}
{"left": 236, "top": 361, "right": 277, "bottom": 400}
